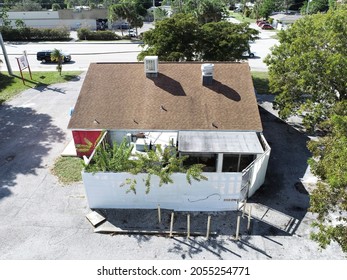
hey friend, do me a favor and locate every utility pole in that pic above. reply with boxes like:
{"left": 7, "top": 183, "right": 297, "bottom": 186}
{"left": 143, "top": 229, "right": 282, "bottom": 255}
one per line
{"left": 0, "top": 32, "right": 13, "bottom": 75}
{"left": 152, "top": 0, "right": 156, "bottom": 23}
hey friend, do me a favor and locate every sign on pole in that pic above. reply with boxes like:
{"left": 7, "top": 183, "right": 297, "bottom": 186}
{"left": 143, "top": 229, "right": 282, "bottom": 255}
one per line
{"left": 16, "top": 50, "right": 32, "bottom": 85}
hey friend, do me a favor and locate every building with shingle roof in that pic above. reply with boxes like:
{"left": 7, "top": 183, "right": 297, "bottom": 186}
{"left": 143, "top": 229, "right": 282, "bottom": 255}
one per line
{"left": 68, "top": 58, "right": 271, "bottom": 211}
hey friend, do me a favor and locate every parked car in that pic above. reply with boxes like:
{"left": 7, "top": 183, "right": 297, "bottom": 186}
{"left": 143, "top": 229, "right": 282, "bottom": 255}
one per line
{"left": 242, "top": 51, "right": 256, "bottom": 58}
{"left": 261, "top": 24, "right": 274, "bottom": 30}
{"left": 36, "top": 50, "right": 72, "bottom": 63}
{"left": 128, "top": 29, "right": 136, "bottom": 37}
{"left": 257, "top": 20, "right": 269, "bottom": 26}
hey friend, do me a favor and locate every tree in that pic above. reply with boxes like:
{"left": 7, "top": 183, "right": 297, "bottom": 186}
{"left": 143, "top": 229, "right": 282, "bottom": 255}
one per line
{"left": 307, "top": 101, "right": 347, "bottom": 252}
{"left": 180, "top": 0, "right": 229, "bottom": 23}
{"left": 50, "top": 48, "right": 64, "bottom": 76}
{"left": 109, "top": 1, "right": 147, "bottom": 34}
{"left": 0, "top": 7, "right": 11, "bottom": 27}
{"left": 264, "top": 7, "right": 347, "bottom": 131}
{"left": 259, "top": 0, "right": 276, "bottom": 19}
{"left": 11, "top": 0, "right": 42, "bottom": 11}
{"left": 265, "top": 6, "right": 347, "bottom": 253}
{"left": 301, "top": 0, "right": 329, "bottom": 14}
{"left": 198, "top": 21, "right": 259, "bottom": 61}
{"left": 138, "top": 13, "right": 200, "bottom": 61}
{"left": 138, "top": 13, "right": 258, "bottom": 62}
{"left": 153, "top": 7, "right": 169, "bottom": 21}
{"left": 15, "top": 19, "right": 26, "bottom": 29}
{"left": 52, "top": 3, "right": 61, "bottom": 10}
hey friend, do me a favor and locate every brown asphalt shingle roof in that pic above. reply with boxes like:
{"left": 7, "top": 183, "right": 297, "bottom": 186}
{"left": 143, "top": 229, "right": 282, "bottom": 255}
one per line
{"left": 68, "top": 62, "right": 262, "bottom": 132}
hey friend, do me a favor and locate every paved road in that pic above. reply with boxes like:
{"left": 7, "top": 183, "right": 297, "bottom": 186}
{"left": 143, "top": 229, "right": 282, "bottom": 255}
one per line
{"left": 1, "top": 23, "right": 277, "bottom": 72}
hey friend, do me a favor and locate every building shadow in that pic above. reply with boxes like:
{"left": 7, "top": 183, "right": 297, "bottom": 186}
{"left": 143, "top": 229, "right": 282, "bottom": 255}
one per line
{"left": 205, "top": 80, "right": 241, "bottom": 101}
{"left": 149, "top": 73, "right": 186, "bottom": 96}
{"left": 247, "top": 99, "right": 312, "bottom": 236}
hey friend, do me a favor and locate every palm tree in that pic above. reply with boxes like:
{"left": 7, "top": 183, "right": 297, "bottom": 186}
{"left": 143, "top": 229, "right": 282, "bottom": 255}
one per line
{"left": 50, "top": 49, "right": 64, "bottom": 76}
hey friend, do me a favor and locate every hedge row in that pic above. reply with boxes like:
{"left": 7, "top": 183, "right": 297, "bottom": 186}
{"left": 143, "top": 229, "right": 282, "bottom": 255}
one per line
{"left": 0, "top": 27, "right": 70, "bottom": 41}
{"left": 77, "top": 28, "right": 122, "bottom": 40}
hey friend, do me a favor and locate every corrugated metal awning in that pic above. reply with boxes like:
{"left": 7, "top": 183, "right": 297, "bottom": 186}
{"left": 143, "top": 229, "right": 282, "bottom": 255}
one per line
{"left": 178, "top": 131, "right": 264, "bottom": 154}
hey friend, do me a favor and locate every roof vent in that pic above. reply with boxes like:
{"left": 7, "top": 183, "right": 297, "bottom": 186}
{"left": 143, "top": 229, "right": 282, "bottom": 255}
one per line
{"left": 144, "top": 56, "right": 158, "bottom": 77}
{"left": 201, "top": 63, "right": 214, "bottom": 86}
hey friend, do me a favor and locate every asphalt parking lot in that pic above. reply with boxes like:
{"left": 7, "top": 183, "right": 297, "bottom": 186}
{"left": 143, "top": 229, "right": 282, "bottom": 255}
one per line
{"left": 0, "top": 72, "right": 345, "bottom": 260}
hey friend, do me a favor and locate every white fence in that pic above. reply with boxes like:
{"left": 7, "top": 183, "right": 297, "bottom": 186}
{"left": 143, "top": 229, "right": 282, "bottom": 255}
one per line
{"left": 82, "top": 172, "right": 243, "bottom": 211}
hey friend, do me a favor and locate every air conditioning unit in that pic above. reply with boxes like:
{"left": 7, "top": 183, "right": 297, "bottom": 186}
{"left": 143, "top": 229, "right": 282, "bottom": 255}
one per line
{"left": 144, "top": 56, "right": 158, "bottom": 77}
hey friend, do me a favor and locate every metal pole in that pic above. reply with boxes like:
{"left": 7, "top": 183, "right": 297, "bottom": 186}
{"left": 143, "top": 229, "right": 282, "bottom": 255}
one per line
{"left": 0, "top": 32, "right": 13, "bottom": 75}
{"left": 206, "top": 215, "right": 211, "bottom": 239}
{"left": 157, "top": 204, "right": 161, "bottom": 224}
{"left": 169, "top": 212, "right": 174, "bottom": 238}
{"left": 187, "top": 214, "right": 190, "bottom": 238}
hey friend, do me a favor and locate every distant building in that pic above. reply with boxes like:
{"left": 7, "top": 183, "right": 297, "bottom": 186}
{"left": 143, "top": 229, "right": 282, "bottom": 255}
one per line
{"left": 3, "top": 9, "right": 109, "bottom": 30}
{"left": 270, "top": 14, "right": 303, "bottom": 30}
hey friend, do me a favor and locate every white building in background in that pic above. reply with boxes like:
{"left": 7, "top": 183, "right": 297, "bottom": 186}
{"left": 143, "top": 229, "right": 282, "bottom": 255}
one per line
{"left": 2, "top": 9, "right": 109, "bottom": 30}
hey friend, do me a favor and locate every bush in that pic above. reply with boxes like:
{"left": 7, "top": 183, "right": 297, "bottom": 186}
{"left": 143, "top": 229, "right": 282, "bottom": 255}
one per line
{"left": 0, "top": 26, "right": 70, "bottom": 41}
{"left": 77, "top": 28, "right": 121, "bottom": 40}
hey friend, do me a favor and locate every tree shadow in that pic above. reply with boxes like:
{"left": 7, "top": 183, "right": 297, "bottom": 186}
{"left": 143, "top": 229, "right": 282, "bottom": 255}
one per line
{"left": 247, "top": 99, "right": 311, "bottom": 236}
{"left": 0, "top": 104, "right": 65, "bottom": 198}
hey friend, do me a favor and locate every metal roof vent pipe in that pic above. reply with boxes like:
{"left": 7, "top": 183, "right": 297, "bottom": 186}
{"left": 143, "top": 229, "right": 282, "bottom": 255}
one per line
{"left": 144, "top": 56, "right": 159, "bottom": 78}
{"left": 201, "top": 63, "right": 214, "bottom": 86}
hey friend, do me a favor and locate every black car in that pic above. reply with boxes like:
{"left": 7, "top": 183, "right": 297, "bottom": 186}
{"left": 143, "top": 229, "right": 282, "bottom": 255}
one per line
{"left": 36, "top": 50, "right": 71, "bottom": 63}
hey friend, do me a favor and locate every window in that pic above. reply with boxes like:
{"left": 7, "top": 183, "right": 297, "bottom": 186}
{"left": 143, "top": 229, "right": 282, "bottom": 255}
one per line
{"left": 222, "top": 154, "right": 255, "bottom": 172}
{"left": 183, "top": 153, "right": 217, "bottom": 172}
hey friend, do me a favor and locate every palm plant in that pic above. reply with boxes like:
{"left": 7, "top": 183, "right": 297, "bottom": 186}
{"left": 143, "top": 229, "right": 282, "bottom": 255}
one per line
{"left": 50, "top": 48, "right": 64, "bottom": 76}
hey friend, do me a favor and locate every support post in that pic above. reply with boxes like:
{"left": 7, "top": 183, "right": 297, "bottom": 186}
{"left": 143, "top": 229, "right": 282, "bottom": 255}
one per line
{"left": 187, "top": 214, "right": 190, "bottom": 238}
{"left": 157, "top": 204, "right": 161, "bottom": 224}
{"left": 169, "top": 212, "right": 174, "bottom": 238}
{"left": 242, "top": 201, "right": 247, "bottom": 218}
{"left": 206, "top": 215, "right": 211, "bottom": 239}
{"left": 235, "top": 214, "right": 241, "bottom": 240}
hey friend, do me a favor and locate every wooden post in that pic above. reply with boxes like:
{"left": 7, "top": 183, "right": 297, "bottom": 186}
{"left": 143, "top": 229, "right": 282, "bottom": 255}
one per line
{"left": 242, "top": 202, "right": 247, "bottom": 218}
{"left": 157, "top": 204, "right": 161, "bottom": 224}
{"left": 247, "top": 205, "right": 252, "bottom": 233}
{"left": 206, "top": 215, "right": 211, "bottom": 239}
{"left": 235, "top": 214, "right": 241, "bottom": 240}
{"left": 169, "top": 212, "right": 174, "bottom": 238}
{"left": 16, "top": 58, "right": 25, "bottom": 85}
{"left": 187, "top": 214, "right": 190, "bottom": 238}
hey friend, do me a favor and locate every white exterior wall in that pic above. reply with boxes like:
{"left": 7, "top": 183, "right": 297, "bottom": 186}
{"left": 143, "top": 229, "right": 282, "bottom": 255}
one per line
{"left": 5, "top": 11, "right": 97, "bottom": 30}
{"left": 246, "top": 134, "right": 271, "bottom": 197}
{"left": 8, "top": 11, "right": 60, "bottom": 20}
{"left": 82, "top": 172, "right": 242, "bottom": 211}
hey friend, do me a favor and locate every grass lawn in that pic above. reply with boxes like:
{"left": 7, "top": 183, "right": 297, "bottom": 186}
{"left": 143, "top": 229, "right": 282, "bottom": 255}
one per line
{"left": 0, "top": 71, "right": 82, "bottom": 104}
{"left": 251, "top": 71, "right": 270, "bottom": 94}
{"left": 229, "top": 12, "right": 256, "bottom": 24}
{"left": 51, "top": 156, "right": 84, "bottom": 184}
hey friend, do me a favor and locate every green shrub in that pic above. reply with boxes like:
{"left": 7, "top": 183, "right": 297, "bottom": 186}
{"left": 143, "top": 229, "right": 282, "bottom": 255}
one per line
{"left": 77, "top": 28, "right": 121, "bottom": 40}
{"left": 0, "top": 26, "right": 70, "bottom": 41}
